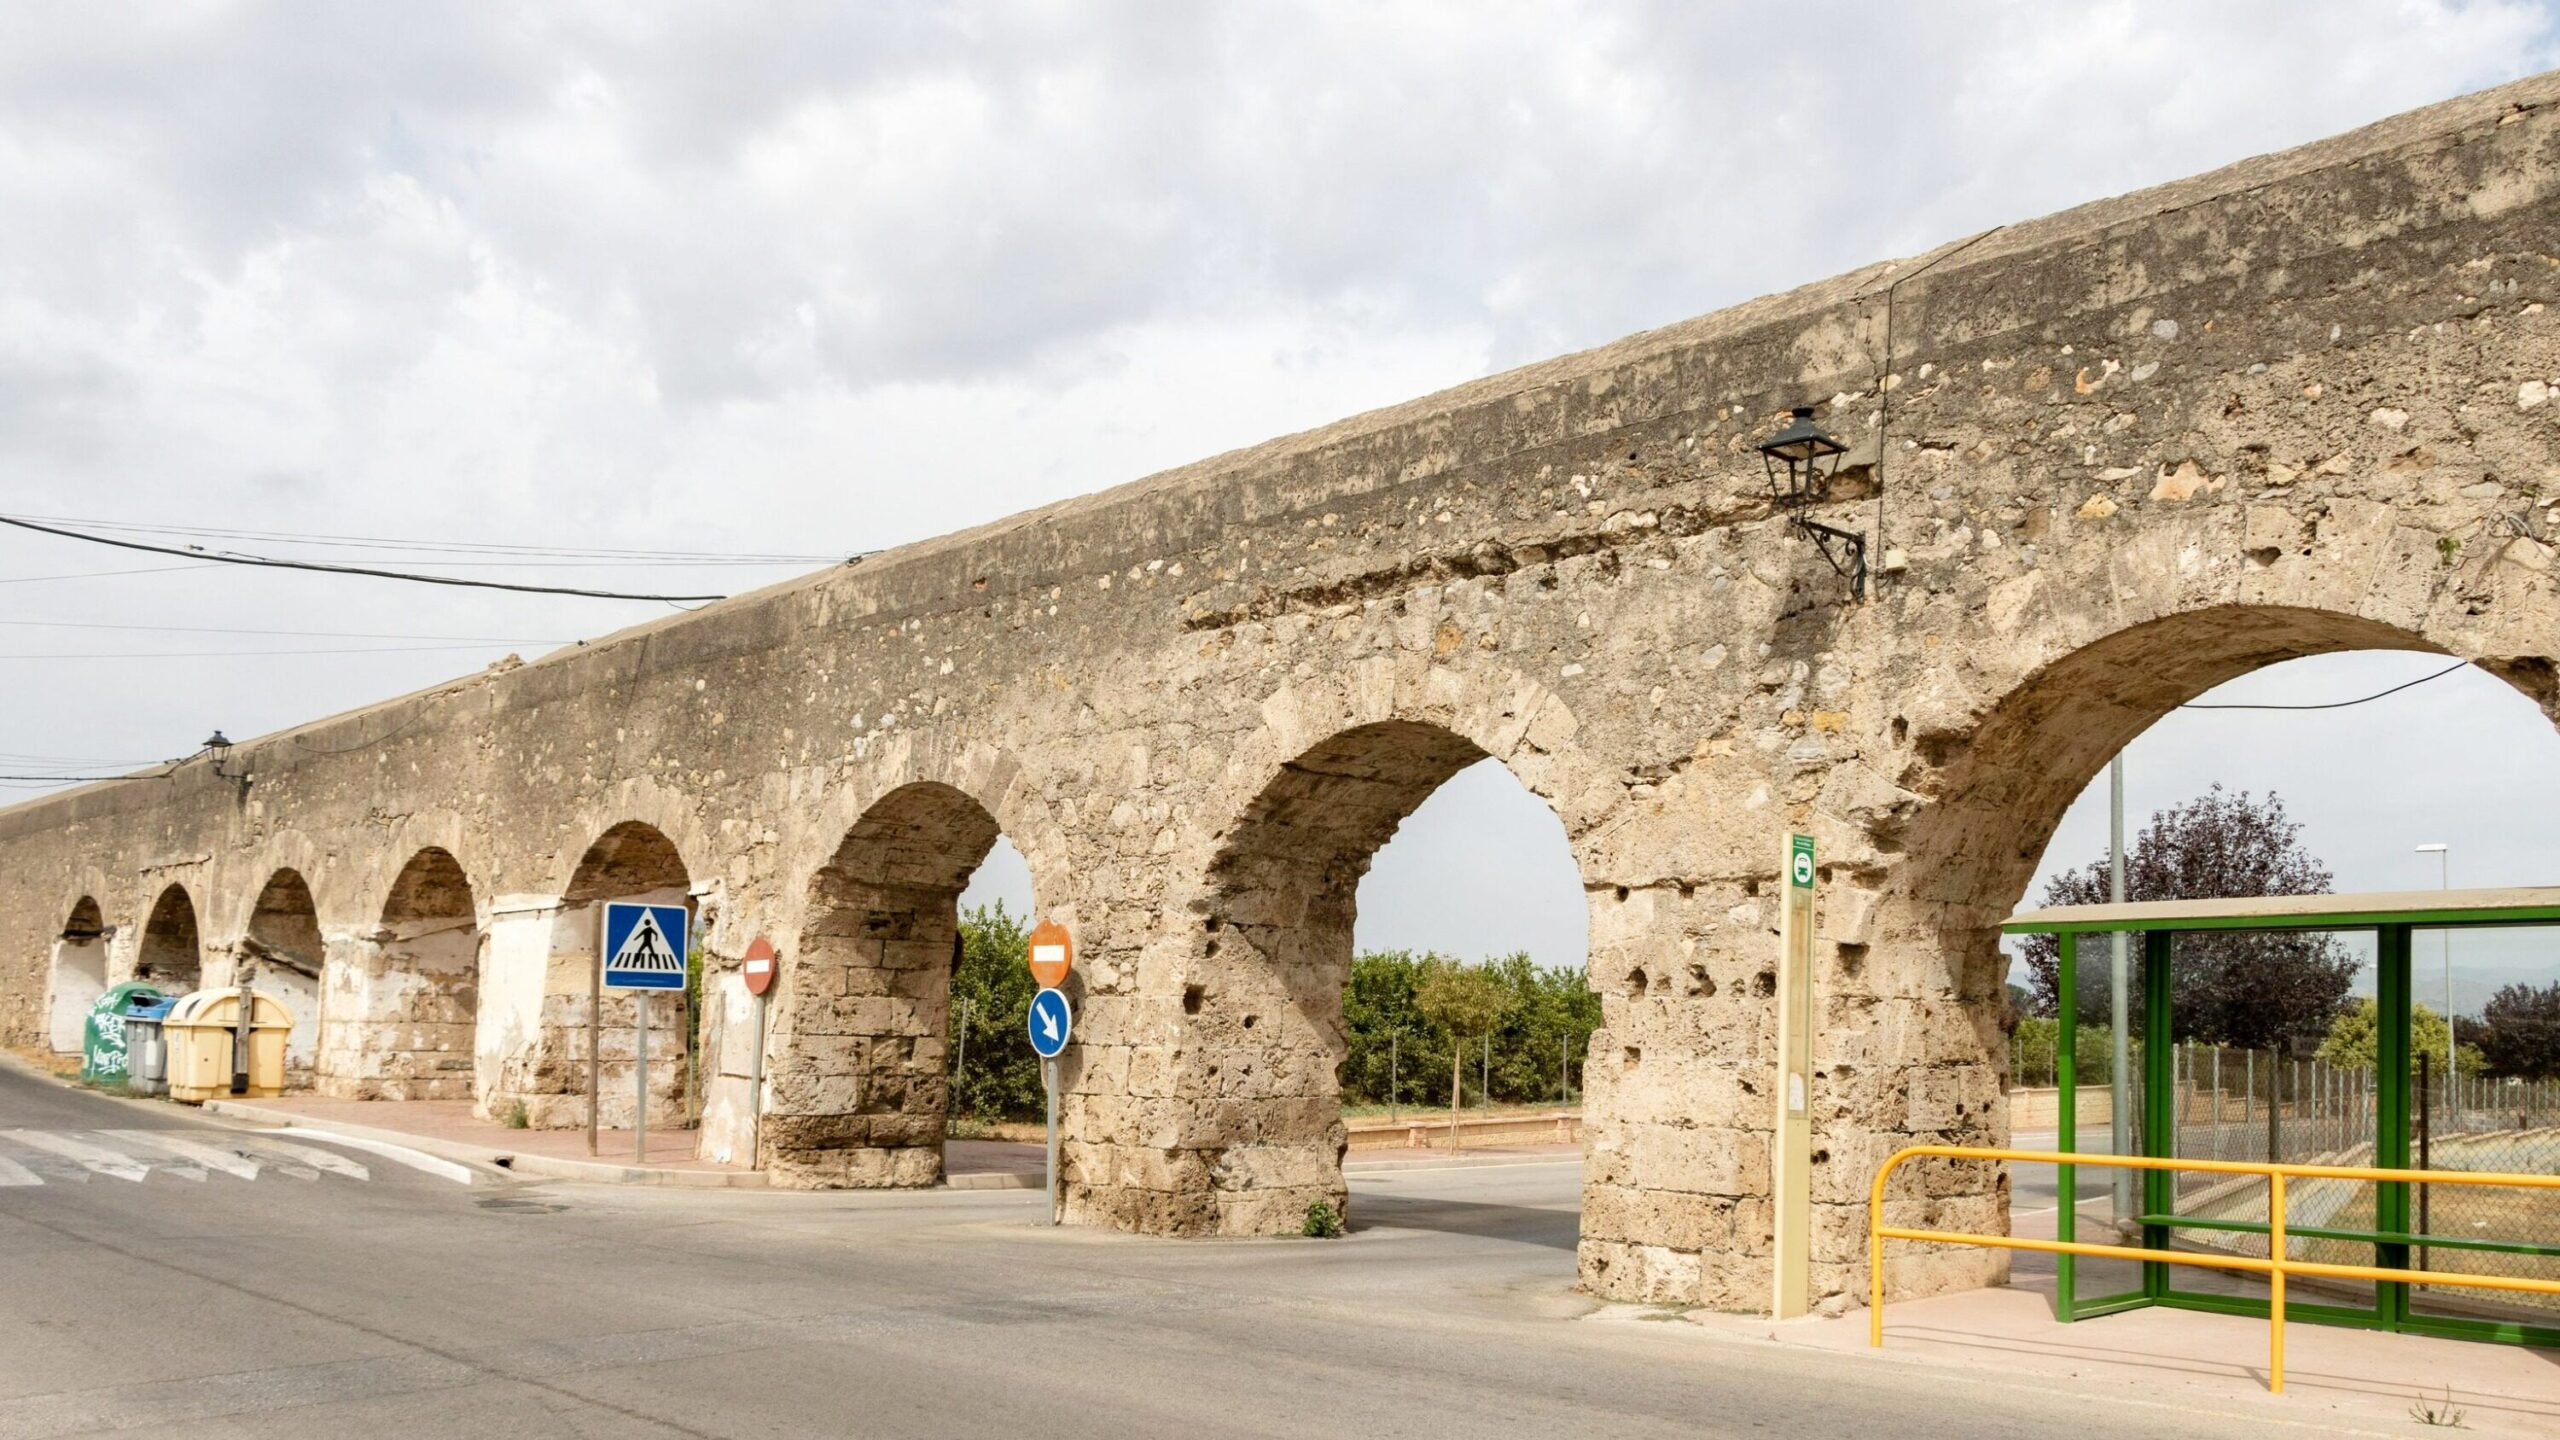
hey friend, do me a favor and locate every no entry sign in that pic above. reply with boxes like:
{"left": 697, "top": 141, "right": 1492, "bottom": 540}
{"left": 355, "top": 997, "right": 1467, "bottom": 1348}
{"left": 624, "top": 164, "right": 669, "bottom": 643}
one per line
{"left": 1026, "top": 919, "right": 1072, "bottom": 989}
{"left": 742, "top": 936, "right": 777, "bottom": 997}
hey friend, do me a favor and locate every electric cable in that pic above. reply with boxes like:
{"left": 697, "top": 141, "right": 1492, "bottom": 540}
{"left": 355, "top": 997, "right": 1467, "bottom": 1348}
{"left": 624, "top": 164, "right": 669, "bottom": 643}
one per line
{"left": 0, "top": 513, "right": 729, "bottom": 602}
{"left": 13, "top": 513, "right": 839, "bottom": 563}
{"left": 0, "top": 618, "right": 567, "bottom": 643}
{"left": 2178, "top": 660, "right": 2470, "bottom": 711}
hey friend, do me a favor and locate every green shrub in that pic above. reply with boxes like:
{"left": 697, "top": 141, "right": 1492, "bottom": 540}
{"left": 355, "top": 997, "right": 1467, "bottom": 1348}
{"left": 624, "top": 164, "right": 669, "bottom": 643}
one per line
{"left": 1302, "top": 1199, "right": 1345, "bottom": 1238}
{"left": 504, "top": 1098, "right": 530, "bottom": 1129}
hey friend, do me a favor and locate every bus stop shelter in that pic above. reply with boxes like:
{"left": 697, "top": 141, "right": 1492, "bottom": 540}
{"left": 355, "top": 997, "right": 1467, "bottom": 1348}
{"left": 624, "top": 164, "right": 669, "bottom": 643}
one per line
{"left": 2002, "top": 886, "right": 2560, "bottom": 1349}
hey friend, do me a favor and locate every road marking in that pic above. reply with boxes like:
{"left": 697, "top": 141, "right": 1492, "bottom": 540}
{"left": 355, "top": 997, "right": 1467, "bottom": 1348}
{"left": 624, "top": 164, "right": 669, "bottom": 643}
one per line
{"left": 2, "top": 1129, "right": 151, "bottom": 1182}
{"left": 241, "top": 1135, "right": 370, "bottom": 1181}
{"left": 86, "top": 1130, "right": 205, "bottom": 1180}
{"left": 0, "top": 1152, "right": 37, "bottom": 1186}
{"left": 286, "top": 1130, "right": 472, "bottom": 1185}
{"left": 108, "top": 1130, "right": 260, "bottom": 1180}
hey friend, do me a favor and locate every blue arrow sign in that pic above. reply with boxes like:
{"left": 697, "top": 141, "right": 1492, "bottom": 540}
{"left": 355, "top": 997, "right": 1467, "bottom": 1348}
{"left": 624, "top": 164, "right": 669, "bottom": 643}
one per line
{"left": 1027, "top": 986, "right": 1072, "bottom": 1058}
{"left": 602, "top": 901, "right": 689, "bottom": 991}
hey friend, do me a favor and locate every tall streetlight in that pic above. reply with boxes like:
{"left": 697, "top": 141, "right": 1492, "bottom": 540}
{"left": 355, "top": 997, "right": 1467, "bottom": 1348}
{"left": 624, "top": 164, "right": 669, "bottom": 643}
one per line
{"left": 2109, "top": 757, "right": 2132, "bottom": 1219}
{"left": 2416, "top": 843, "right": 2454, "bottom": 1118}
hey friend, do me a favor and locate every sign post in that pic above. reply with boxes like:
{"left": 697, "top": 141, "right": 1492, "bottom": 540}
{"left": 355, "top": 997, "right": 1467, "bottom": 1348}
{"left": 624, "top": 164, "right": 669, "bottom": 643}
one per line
{"left": 1772, "top": 834, "right": 1817, "bottom": 1318}
{"left": 603, "top": 901, "right": 688, "bottom": 1164}
{"left": 742, "top": 936, "right": 777, "bottom": 1170}
{"left": 1024, "top": 919, "right": 1073, "bottom": 1226}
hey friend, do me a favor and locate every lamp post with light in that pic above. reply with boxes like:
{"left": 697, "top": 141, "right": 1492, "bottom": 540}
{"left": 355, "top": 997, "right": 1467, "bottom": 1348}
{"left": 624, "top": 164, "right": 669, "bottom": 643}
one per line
{"left": 2416, "top": 842, "right": 2454, "bottom": 1118}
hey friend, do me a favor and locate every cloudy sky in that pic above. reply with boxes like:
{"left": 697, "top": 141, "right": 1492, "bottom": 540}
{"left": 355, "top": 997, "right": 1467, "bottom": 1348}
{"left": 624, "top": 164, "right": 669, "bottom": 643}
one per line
{"left": 5, "top": 3, "right": 2560, "bottom": 979}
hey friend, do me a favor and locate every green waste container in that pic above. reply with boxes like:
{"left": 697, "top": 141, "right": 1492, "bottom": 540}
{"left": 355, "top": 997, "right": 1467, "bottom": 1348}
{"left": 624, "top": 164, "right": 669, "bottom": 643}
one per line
{"left": 80, "top": 981, "right": 167, "bottom": 1085}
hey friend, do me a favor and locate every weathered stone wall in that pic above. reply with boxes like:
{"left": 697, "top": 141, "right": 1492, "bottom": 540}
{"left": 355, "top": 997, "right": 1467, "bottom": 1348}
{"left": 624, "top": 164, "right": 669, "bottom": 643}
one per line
{"left": 4, "top": 72, "right": 2558, "bottom": 1315}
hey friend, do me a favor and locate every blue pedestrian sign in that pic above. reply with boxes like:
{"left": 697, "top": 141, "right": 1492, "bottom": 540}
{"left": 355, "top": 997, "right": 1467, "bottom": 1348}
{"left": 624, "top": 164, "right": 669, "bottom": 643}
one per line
{"left": 602, "top": 902, "right": 688, "bottom": 991}
{"left": 1027, "top": 986, "right": 1072, "bottom": 1058}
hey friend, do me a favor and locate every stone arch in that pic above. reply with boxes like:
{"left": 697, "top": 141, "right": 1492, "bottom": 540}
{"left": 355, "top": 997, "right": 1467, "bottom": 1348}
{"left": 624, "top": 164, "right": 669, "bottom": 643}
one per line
{"left": 45, "top": 896, "right": 109, "bottom": 1054}
{"left": 763, "top": 780, "right": 1017, "bottom": 1187}
{"left": 135, "top": 883, "right": 202, "bottom": 991}
{"left": 316, "top": 847, "right": 482, "bottom": 1101}
{"left": 492, "top": 821, "right": 696, "bottom": 1129}
{"left": 1850, "top": 602, "right": 2559, "bottom": 1310}
{"left": 1901, "top": 606, "right": 2459, "bottom": 1001}
{"left": 242, "top": 868, "right": 327, "bottom": 1070}
{"left": 1107, "top": 656, "right": 1606, "bottom": 1239}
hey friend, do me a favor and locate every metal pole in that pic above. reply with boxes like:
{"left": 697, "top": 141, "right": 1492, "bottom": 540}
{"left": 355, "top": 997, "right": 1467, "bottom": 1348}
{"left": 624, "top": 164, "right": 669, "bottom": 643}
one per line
{"left": 2418, "top": 1050, "right": 2432, "bottom": 1272}
{"left": 2442, "top": 850, "right": 2455, "bottom": 1123}
{"left": 1481, "top": 1033, "right": 1490, "bottom": 1109}
{"left": 952, "top": 996, "right": 970, "bottom": 1091}
{"left": 2212, "top": 1046, "right": 2222, "bottom": 1162}
{"left": 636, "top": 988, "right": 649, "bottom": 1163}
{"left": 2108, "top": 755, "right": 2132, "bottom": 1217}
{"left": 748, "top": 988, "right": 767, "bottom": 1171}
{"left": 1561, "top": 1033, "right": 1569, "bottom": 1104}
{"left": 1389, "top": 1030, "right": 1399, "bottom": 1124}
{"left": 1044, "top": 1056, "right": 1060, "bottom": 1225}
{"left": 588, "top": 928, "right": 602, "bottom": 1158}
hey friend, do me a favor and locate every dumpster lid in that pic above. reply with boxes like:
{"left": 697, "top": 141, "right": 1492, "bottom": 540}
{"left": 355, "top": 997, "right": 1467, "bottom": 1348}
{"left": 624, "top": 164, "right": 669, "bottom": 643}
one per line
{"left": 121, "top": 996, "right": 177, "bottom": 1020}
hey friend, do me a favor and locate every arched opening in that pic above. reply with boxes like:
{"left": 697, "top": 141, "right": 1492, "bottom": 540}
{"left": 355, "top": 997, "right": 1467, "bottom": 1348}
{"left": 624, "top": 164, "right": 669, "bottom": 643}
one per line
{"left": 1164, "top": 719, "right": 1591, "bottom": 1238}
{"left": 318, "top": 848, "right": 480, "bottom": 1100}
{"left": 766, "top": 782, "right": 1024, "bottom": 1187}
{"left": 242, "top": 868, "right": 326, "bottom": 1072}
{"left": 499, "top": 822, "right": 693, "bottom": 1130}
{"left": 135, "top": 884, "right": 202, "bottom": 991}
{"left": 45, "top": 897, "right": 109, "bottom": 1054}
{"left": 1896, "top": 604, "right": 2560, "bottom": 1335}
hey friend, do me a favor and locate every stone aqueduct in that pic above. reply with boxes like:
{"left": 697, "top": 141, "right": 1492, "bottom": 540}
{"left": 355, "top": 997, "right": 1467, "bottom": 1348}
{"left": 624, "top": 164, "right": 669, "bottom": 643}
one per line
{"left": 7, "top": 74, "right": 2560, "bottom": 1313}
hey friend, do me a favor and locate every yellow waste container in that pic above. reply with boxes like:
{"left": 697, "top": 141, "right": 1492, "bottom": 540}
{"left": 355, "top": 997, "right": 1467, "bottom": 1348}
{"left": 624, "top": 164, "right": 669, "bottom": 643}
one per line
{"left": 163, "top": 987, "right": 294, "bottom": 1103}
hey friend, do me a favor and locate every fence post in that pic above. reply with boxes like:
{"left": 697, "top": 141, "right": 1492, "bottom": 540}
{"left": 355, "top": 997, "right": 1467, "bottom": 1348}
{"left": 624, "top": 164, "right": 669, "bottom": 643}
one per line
{"left": 2212, "top": 1046, "right": 2223, "bottom": 1162}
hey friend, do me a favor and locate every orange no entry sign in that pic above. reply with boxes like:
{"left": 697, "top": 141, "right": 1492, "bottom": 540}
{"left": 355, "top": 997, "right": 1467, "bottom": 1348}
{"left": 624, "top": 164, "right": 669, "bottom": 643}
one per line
{"left": 1026, "top": 919, "right": 1072, "bottom": 988}
{"left": 742, "top": 936, "right": 778, "bottom": 997}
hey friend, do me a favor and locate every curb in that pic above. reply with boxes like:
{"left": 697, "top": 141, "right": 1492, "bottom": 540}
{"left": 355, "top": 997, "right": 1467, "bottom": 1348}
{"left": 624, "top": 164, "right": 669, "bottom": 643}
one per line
{"left": 201, "top": 1102, "right": 769, "bottom": 1189}
{"left": 947, "top": 1169, "right": 1042, "bottom": 1190}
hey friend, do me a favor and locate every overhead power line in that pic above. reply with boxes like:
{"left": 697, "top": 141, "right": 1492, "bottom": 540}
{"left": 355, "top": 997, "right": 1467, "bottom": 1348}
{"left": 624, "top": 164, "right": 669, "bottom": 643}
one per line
{"left": 0, "top": 563, "right": 224, "bottom": 584}
{"left": 0, "top": 618, "right": 567, "bottom": 643}
{"left": 19, "top": 513, "right": 842, "bottom": 564}
{"left": 2179, "top": 660, "right": 2471, "bottom": 711}
{"left": 0, "top": 513, "right": 732, "bottom": 603}
{"left": 0, "top": 643, "right": 548, "bottom": 660}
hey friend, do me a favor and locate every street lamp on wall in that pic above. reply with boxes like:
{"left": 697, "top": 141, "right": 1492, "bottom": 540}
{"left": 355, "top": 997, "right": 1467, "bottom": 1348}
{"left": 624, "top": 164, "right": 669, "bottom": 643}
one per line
{"left": 1757, "top": 405, "right": 1868, "bottom": 601}
{"left": 202, "top": 730, "right": 249, "bottom": 795}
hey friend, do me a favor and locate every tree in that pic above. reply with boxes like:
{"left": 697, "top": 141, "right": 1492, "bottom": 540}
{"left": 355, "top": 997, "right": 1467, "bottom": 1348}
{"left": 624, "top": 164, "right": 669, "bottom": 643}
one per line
{"left": 1414, "top": 960, "right": 1512, "bottom": 1150}
{"left": 2019, "top": 786, "right": 2355, "bottom": 1051}
{"left": 1343, "top": 950, "right": 1601, "bottom": 1107}
{"left": 2315, "top": 998, "right": 2483, "bottom": 1077}
{"left": 949, "top": 901, "right": 1043, "bottom": 1122}
{"left": 2469, "top": 981, "right": 2560, "bottom": 1080}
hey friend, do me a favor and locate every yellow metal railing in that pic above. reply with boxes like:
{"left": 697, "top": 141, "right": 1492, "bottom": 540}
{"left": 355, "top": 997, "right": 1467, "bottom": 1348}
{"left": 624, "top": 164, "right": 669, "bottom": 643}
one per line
{"left": 1868, "top": 1145, "right": 2560, "bottom": 1393}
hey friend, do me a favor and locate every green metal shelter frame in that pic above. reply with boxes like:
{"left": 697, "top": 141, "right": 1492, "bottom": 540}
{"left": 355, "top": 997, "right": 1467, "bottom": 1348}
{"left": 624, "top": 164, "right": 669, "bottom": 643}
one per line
{"left": 2003, "top": 886, "right": 2560, "bottom": 1348}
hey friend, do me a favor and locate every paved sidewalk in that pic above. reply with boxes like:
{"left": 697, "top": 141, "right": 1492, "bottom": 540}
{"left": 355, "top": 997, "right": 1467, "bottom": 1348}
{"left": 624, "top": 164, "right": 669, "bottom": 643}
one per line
{"left": 1680, "top": 1283, "right": 2560, "bottom": 1439}
{"left": 198, "top": 1096, "right": 1061, "bottom": 1189}
{"left": 205, "top": 1093, "right": 1583, "bottom": 1188}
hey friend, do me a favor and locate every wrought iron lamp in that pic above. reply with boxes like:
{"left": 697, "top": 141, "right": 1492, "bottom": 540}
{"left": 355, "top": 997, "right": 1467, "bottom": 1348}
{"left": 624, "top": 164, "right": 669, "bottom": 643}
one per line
{"left": 1757, "top": 406, "right": 1867, "bottom": 600}
{"left": 203, "top": 730, "right": 249, "bottom": 793}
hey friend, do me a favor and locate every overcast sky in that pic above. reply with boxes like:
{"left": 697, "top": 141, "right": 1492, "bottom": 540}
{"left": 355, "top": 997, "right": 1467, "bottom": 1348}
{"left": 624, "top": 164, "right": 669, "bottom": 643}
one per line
{"left": 8, "top": 4, "right": 2560, "bottom": 974}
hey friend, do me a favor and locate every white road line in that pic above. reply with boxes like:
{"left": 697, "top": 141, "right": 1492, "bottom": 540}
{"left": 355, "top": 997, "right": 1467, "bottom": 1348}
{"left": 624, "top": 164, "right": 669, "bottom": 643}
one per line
{"left": 108, "top": 1130, "right": 255, "bottom": 1179}
{"left": 82, "top": 1131, "right": 203, "bottom": 1180}
{"left": 286, "top": 1130, "right": 471, "bottom": 1186}
{"left": 107, "top": 1130, "right": 264, "bottom": 1181}
{"left": 0, "top": 1152, "right": 38, "bottom": 1186}
{"left": 241, "top": 1135, "right": 370, "bottom": 1181}
{"left": 1, "top": 1129, "right": 150, "bottom": 1182}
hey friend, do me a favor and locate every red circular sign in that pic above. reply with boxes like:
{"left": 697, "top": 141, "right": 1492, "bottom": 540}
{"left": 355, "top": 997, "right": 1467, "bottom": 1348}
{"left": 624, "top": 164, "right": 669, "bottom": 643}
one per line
{"left": 742, "top": 936, "right": 778, "bottom": 997}
{"left": 1026, "top": 920, "right": 1072, "bottom": 989}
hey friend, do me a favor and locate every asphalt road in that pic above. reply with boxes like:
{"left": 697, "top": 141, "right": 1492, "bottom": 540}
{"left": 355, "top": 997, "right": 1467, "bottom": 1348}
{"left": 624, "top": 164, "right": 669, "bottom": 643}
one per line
{"left": 1, "top": 1065, "right": 2301, "bottom": 1439}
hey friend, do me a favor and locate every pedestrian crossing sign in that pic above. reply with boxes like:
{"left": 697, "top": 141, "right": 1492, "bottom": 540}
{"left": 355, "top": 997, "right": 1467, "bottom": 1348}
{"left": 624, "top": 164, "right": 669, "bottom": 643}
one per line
{"left": 602, "top": 902, "right": 689, "bottom": 991}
